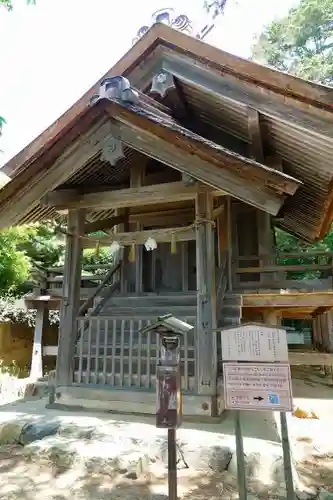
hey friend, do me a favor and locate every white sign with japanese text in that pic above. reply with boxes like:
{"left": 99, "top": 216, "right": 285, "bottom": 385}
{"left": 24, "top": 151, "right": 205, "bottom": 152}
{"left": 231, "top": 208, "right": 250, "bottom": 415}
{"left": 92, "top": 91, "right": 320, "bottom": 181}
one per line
{"left": 223, "top": 362, "right": 293, "bottom": 412}
{"left": 221, "top": 324, "right": 288, "bottom": 362}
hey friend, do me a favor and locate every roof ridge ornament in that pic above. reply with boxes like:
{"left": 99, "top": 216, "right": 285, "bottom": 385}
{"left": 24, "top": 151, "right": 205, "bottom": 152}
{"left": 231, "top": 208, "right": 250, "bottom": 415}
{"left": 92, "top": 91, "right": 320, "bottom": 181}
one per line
{"left": 90, "top": 76, "right": 139, "bottom": 107}
{"left": 132, "top": 7, "right": 216, "bottom": 45}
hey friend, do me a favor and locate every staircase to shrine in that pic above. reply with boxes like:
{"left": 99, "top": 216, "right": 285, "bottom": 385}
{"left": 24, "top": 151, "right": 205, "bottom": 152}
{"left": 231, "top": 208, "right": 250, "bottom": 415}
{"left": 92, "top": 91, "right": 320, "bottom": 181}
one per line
{"left": 74, "top": 292, "right": 197, "bottom": 392}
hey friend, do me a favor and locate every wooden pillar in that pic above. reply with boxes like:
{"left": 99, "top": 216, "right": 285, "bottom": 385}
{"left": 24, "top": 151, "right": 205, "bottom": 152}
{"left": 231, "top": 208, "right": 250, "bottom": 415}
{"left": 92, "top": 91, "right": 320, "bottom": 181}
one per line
{"left": 312, "top": 316, "right": 318, "bottom": 348}
{"left": 181, "top": 242, "right": 189, "bottom": 292}
{"left": 195, "top": 190, "right": 217, "bottom": 395}
{"left": 257, "top": 210, "right": 274, "bottom": 285}
{"left": 320, "top": 312, "right": 332, "bottom": 376}
{"left": 56, "top": 209, "right": 85, "bottom": 386}
{"left": 247, "top": 107, "right": 274, "bottom": 286}
{"left": 30, "top": 302, "right": 48, "bottom": 380}
{"left": 226, "top": 196, "right": 233, "bottom": 291}
{"left": 130, "top": 164, "right": 145, "bottom": 293}
{"left": 263, "top": 310, "right": 280, "bottom": 327}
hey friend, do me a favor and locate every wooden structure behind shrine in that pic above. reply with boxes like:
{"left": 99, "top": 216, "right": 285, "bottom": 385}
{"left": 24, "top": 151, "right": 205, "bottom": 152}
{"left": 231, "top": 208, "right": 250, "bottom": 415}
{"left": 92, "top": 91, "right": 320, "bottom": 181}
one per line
{"left": 2, "top": 23, "right": 333, "bottom": 416}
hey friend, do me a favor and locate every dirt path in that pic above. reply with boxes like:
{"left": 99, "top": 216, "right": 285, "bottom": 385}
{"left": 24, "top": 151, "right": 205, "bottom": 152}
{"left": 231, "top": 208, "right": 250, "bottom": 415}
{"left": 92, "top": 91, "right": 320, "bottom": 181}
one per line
{"left": 0, "top": 367, "right": 333, "bottom": 498}
{"left": 0, "top": 443, "right": 332, "bottom": 500}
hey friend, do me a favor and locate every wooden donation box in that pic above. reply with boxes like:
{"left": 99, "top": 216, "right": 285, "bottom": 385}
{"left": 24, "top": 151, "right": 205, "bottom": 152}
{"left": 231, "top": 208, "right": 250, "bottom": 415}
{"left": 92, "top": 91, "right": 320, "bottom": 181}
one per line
{"left": 139, "top": 314, "right": 193, "bottom": 429}
{"left": 156, "top": 333, "right": 182, "bottom": 429}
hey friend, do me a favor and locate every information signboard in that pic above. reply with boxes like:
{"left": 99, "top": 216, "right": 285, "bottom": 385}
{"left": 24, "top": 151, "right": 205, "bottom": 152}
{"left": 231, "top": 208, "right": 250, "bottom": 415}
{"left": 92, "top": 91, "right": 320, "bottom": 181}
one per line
{"left": 223, "top": 362, "right": 293, "bottom": 412}
{"left": 221, "top": 323, "right": 288, "bottom": 363}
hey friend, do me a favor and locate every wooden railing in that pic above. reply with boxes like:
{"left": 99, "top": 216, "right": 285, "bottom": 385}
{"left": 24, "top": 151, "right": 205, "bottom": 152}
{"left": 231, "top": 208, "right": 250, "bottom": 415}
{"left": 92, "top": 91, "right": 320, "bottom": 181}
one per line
{"left": 32, "top": 261, "right": 122, "bottom": 300}
{"left": 74, "top": 316, "right": 196, "bottom": 392}
{"left": 233, "top": 250, "right": 333, "bottom": 290}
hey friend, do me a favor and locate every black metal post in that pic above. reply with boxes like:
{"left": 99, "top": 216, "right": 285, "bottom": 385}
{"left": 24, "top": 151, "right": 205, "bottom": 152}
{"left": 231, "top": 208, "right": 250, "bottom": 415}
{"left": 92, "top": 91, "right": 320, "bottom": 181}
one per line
{"left": 168, "top": 428, "right": 178, "bottom": 500}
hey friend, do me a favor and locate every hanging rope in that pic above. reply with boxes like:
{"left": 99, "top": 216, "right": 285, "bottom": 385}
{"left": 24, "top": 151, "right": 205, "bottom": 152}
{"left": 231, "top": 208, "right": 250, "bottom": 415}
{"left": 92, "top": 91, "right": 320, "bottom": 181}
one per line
{"left": 55, "top": 217, "right": 215, "bottom": 247}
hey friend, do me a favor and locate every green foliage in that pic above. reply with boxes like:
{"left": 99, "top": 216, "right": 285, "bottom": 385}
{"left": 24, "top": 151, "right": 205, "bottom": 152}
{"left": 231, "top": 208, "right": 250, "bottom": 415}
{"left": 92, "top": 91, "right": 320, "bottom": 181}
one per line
{"left": 0, "top": 220, "right": 114, "bottom": 297}
{"left": 252, "top": 0, "right": 333, "bottom": 85}
{"left": 252, "top": 0, "right": 333, "bottom": 277}
{"left": 83, "top": 247, "right": 113, "bottom": 269}
{"left": 18, "top": 222, "right": 64, "bottom": 268}
{"left": 0, "top": 0, "right": 35, "bottom": 11}
{"left": 0, "top": 228, "right": 31, "bottom": 297}
{"left": 0, "top": 299, "right": 59, "bottom": 326}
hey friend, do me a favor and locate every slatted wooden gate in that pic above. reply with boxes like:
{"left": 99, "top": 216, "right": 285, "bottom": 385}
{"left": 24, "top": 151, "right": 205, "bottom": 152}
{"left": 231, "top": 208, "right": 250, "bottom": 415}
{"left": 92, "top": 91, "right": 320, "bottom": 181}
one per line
{"left": 73, "top": 316, "right": 197, "bottom": 392}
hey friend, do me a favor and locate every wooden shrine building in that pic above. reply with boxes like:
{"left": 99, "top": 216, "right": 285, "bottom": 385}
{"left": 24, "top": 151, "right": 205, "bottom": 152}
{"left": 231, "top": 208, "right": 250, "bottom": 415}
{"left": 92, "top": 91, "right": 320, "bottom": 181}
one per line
{"left": 2, "top": 23, "right": 333, "bottom": 415}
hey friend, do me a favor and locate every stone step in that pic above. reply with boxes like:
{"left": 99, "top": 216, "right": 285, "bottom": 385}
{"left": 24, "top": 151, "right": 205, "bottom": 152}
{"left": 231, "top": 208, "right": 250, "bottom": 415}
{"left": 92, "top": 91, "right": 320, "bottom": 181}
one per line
{"left": 219, "top": 304, "right": 242, "bottom": 316}
{"left": 95, "top": 305, "right": 197, "bottom": 317}
{"left": 223, "top": 294, "right": 242, "bottom": 306}
{"left": 219, "top": 316, "right": 241, "bottom": 327}
{"left": 97, "top": 293, "right": 197, "bottom": 308}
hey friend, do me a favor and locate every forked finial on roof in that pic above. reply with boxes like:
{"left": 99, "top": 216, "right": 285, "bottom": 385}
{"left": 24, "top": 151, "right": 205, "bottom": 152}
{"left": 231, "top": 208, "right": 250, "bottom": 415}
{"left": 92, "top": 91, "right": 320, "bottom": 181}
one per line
{"left": 132, "top": 7, "right": 216, "bottom": 45}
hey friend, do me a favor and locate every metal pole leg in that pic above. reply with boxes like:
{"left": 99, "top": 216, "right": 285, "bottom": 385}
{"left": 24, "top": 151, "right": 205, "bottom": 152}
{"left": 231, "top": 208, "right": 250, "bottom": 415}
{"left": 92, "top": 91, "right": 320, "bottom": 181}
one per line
{"left": 168, "top": 428, "right": 178, "bottom": 500}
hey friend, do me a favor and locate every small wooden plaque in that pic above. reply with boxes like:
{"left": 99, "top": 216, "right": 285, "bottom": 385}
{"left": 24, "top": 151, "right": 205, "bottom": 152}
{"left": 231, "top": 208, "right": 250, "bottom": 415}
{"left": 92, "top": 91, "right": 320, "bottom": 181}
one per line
{"left": 156, "top": 365, "right": 182, "bottom": 428}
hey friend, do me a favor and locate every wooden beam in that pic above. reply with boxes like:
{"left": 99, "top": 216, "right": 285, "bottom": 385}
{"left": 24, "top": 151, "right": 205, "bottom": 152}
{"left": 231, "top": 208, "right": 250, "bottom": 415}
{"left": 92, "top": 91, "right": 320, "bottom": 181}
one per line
{"left": 56, "top": 209, "right": 85, "bottom": 386}
{"left": 242, "top": 292, "right": 333, "bottom": 309}
{"left": 43, "top": 182, "right": 206, "bottom": 211}
{"left": 85, "top": 209, "right": 195, "bottom": 233}
{"left": 0, "top": 120, "right": 111, "bottom": 229}
{"left": 161, "top": 51, "right": 333, "bottom": 139}
{"left": 103, "top": 103, "right": 297, "bottom": 215}
{"left": 212, "top": 204, "right": 225, "bottom": 221}
{"left": 143, "top": 170, "right": 180, "bottom": 185}
{"left": 289, "top": 351, "right": 333, "bottom": 365}
{"left": 82, "top": 227, "right": 196, "bottom": 248}
{"left": 247, "top": 107, "right": 264, "bottom": 163}
{"left": 247, "top": 107, "right": 274, "bottom": 287}
{"left": 132, "top": 209, "right": 194, "bottom": 227}
{"left": 84, "top": 215, "right": 125, "bottom": 234}
{"left": 107, "top": 102, "right": 299, "bottom": 197}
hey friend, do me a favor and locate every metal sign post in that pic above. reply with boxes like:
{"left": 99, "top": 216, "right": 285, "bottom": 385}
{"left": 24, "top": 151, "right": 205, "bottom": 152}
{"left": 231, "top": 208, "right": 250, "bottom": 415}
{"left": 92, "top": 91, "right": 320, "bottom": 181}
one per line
{"left": 235, "top": 409, "right": 247, "bottom": 500}
{"left": 220, "top": 323, "right": 296, "bottom": 500}
{"left": 156, "top": 332, "right": 182, "bottom": 500}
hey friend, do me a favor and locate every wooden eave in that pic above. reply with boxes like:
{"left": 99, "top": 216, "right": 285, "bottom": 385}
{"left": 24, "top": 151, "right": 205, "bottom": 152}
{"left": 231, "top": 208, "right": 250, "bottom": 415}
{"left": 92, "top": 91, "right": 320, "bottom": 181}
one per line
{"left": 0, "top": 95, "right": 303, "bottom": 228}
{"left": 3, "top": 23, "right": 333, "bottom": 180}
{"left": 2, "top": 23, "right": 333, "bottom": 239}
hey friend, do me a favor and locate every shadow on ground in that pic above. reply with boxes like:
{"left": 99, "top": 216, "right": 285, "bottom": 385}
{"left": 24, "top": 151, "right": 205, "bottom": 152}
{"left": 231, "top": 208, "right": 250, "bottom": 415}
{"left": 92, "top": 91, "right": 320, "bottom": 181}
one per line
{"left": 0, "top": 445, "right": 332, "bottom": 500}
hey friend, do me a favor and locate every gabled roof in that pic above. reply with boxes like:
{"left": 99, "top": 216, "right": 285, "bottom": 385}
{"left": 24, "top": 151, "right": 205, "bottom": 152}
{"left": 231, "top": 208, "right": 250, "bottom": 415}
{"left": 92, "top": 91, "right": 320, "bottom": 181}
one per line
{"left": 1, "top": 23, "right": 333, "bottom": 240}
{"left": 0, "top": 91, "right": 300, "bottom": 228}
{"left": 4, "top": 23, "right": 333, "bottom": 180}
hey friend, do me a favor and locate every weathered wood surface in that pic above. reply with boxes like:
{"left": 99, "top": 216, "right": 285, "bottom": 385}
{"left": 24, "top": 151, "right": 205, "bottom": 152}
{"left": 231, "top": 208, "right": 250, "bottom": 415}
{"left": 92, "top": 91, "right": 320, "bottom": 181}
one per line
{"left": 45, "top": 346, "right": 333, "bottom": 366}
{"left": 161, "top": 49, "right": 333, "bottom": 138}
{"left": 103, "top": 106, "right": 294, "bottom": 215}
{"left": 81, "top": 227, "right": 196, "bottom": 248}
{"left": 236, "top": 263, "right": 333, "bottom": 274}
{"left": 195, "top": 191, "right": 217, "bottom": 395}
{"left": 130, "top": 164, "right": 145, "bottom": 293}
{"left": 0, "top": 120, "right": 111, "bottom": 229}
{"left": 288, "top": 351, "right": 333, "bottom": 365}
{"left": 56, "top": 209, "right": 85, "bottom": 386}
{"left": 235, "top": 278, "right": 332, "bottom": 292}
{"left": 106, "top": 101, "right": 300, "bottom": 196}
{"left": 43, "top": 182, "right": 204, "bottom": 210}
{"left": 242, "top": 292, "right": 333, "bottom": 308}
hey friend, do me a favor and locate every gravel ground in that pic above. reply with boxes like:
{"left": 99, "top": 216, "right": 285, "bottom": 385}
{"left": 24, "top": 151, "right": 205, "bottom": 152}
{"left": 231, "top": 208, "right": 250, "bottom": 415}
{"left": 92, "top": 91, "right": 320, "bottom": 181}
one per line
{"left": 0, "top": 367, "right": 332, "bottom": 499}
